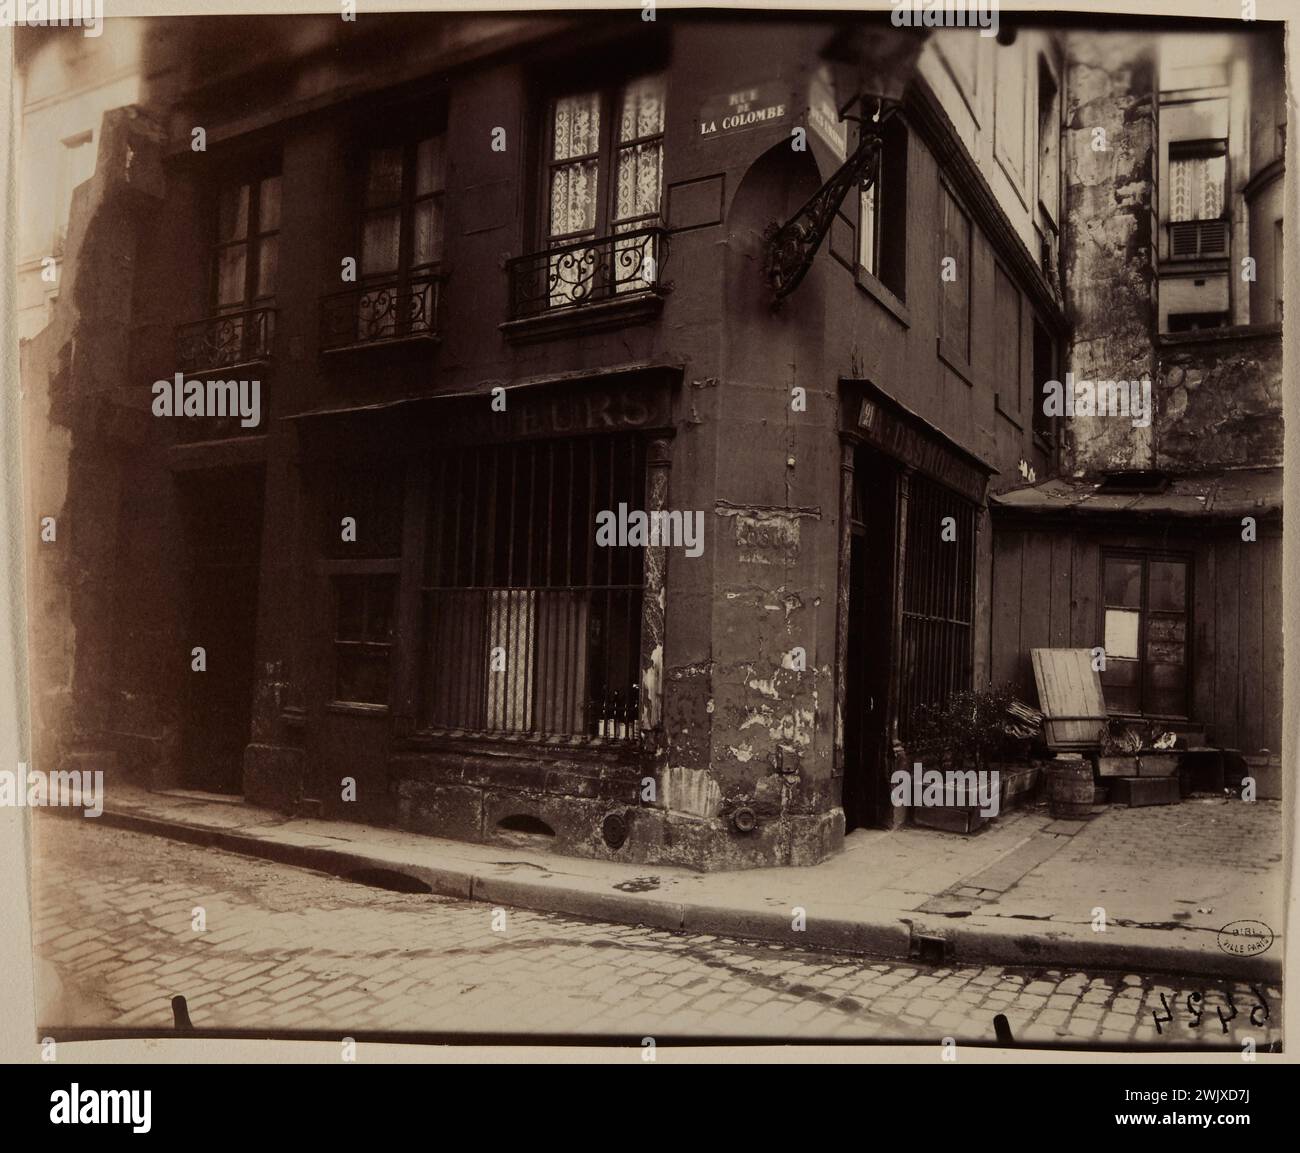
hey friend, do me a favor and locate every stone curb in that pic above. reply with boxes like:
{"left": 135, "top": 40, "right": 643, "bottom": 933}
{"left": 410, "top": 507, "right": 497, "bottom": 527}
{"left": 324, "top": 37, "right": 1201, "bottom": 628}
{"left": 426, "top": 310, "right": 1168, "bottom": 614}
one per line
{"left": 88, "top": 805, "right": 1283, "bottom": 983}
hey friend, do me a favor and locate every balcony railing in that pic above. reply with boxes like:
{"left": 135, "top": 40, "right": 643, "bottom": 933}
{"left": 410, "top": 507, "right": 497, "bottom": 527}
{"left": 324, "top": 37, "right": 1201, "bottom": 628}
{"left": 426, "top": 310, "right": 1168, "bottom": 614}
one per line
{"left": 320, "top": 273, "right": 440, "bottom": 352}
{"left": 1168, "top": 218, "right": 1228, "bottom": 260}
{"left": 175, "top": 306, "right": 275, "bottom": 375}
{"left": 507, "top": 227, "right": 667, "bottom": 321}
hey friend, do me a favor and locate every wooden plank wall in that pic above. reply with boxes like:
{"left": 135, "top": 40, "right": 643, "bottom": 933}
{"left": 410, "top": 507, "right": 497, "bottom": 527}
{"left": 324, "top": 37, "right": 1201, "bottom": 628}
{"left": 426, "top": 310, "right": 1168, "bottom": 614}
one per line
{"left": 990, "top": 524, "right": 1282, "bottom": 754}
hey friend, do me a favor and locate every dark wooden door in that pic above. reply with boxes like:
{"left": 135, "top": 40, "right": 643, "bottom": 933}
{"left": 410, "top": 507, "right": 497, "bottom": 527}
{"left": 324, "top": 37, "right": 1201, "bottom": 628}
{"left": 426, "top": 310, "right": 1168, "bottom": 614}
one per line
{"left": 843, "top": 449, "right": 897, "bottom": 831}
{"left": 178, "top": 467, "right": 265, "bottom": 794}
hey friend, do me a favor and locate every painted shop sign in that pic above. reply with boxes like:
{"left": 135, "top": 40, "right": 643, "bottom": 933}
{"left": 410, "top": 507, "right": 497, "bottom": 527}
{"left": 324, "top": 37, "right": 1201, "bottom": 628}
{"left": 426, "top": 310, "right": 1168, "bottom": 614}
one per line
{"left": 698, "top": 83, "right": 789, "bottom": 138}
{"left": 451, "top": 384, "right": 672, "bottom": 444}
{"left": 857, "top": 397, "right": 988, "bottom": 504}
{"left": 808, "top": 67, "right": 847, "bottom": 162}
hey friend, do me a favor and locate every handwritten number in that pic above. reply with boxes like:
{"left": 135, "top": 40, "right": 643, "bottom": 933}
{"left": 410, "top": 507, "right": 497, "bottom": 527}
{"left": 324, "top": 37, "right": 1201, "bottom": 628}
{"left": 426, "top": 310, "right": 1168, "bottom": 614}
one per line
{"left": 1249, "top": 986, "right": 1269, "bottom": 1027}
{"left": 1217, "top": 992, "right": 1238, "bottom": 1034}
{"left": 1152, "top": 994, "right": 1173, "bottom": 1035}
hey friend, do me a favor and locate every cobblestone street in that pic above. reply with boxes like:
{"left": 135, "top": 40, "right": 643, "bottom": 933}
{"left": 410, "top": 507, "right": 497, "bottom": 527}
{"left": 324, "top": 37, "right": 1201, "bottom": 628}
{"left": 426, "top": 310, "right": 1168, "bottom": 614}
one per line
{"left": 31, "top": 818, "right": 1282, "bottom": 1049}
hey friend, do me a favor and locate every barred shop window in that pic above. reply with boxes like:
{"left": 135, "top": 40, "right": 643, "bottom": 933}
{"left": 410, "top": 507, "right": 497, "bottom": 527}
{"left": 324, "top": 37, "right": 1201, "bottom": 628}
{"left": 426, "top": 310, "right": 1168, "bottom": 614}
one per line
{"left": 421, "top": 434, "right": 646, "bottom": 741}
{"left": 322, "top": 463, "right": 405, "bottom": 707}
{"left": 899, "top": 476, "right": 975, "bottom": 740}
{"left": 857, "top": 115, "right": 908, "bottom": 301}
{"left": 1100, "top": 553, "right": 1190, "bottom": 718}
{"left": 543, "top": 73, "right": 666, "bottom": 306}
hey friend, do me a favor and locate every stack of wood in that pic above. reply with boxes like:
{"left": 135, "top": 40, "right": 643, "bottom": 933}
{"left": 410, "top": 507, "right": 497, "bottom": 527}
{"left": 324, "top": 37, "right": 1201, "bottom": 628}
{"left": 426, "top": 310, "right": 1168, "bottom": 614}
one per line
{"left": 1004, "top": 697, "right": 1043, "bottom": 740}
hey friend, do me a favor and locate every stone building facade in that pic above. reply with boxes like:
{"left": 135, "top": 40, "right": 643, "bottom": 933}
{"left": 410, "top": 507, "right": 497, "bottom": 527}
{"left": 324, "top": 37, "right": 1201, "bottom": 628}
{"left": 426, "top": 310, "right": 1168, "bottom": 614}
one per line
{"left": 18, "top": 13, "right": 1286, "bottom": 868}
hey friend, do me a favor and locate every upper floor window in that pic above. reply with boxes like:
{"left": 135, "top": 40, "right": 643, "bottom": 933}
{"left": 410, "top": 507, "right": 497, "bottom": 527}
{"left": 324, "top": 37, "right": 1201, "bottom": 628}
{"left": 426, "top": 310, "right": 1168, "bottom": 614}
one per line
{"left": 1031, "top": 316, "right": 1057, "bottom": 444}
{"left": 1036, "top": 56, "right": 1060, "bottom": 226}
{"left": 547, "top": 74, "right": 665, "bottom": 248}
{"left": 536, "top": 74, "right": 666, "bottom": 308}
{"left": 939, "top": 185, "right": 972, "bottom": 369}
{"left": 857, "top": 116, "right": 908, "bottom": 301}
{"left": 1170, "top": 139, "right": 1226, "bottom": 222}
{"left": 1167, "top": 139, "right": 1228, "bottom": 261}
{"left": 993, "top": 264, "right": 1021, "bottom": 416}
{"left": 320, "top": 128, "right": 446, "bottom": 349}
{"left": 178, "top": 165, "right": 279, "bottom": 373}
{"left": 214, "top": 170, "right": 280, "bottom": 312}
{"left": 361, "top": 134, "right": 446, "bottom": 281}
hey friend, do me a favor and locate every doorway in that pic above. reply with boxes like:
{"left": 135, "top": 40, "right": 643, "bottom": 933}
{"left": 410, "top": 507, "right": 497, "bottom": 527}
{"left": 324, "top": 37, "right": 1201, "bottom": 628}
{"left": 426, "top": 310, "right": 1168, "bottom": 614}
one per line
{"left": 177, "top": 466, "right": 265, "bottom": 794}
{"left": 843, "top": 447, "right": 897, "bottom": 832}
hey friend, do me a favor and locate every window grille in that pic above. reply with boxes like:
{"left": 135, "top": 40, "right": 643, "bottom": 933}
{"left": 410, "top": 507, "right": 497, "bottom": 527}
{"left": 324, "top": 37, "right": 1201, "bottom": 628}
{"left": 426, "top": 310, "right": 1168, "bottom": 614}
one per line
{"left": 899, "top": 476, "right": 975, "bottom": 739}
{"left": 421, "top": 434, "right": 647, "bottom": 742}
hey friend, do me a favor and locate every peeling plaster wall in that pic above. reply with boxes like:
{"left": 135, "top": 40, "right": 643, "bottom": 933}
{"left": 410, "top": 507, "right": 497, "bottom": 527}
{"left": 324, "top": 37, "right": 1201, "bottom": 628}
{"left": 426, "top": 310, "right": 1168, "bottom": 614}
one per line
{"left": 1060, "top": 33, "right": 1158, "bottom": 475}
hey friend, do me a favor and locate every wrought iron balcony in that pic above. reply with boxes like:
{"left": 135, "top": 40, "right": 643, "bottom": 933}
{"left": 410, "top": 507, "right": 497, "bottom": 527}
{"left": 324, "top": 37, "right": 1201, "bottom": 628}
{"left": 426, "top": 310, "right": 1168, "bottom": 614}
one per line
{"left": 506, "top": 227, "right": 668, "bottom": 321}
{"left": 175, "top": 306, "right": 275, "bottom": 375}
{"left": 320, "top": 273, "right": 440, "bottom": 352}
{"left": 1168, "top": 218, "right": 1228, "bottom": 260}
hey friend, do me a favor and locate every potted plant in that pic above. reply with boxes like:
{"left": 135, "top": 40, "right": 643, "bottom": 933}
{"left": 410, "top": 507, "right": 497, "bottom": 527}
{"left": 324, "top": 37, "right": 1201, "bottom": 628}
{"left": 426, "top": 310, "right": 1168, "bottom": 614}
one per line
{"left": 906, "top": 684, "right": 1038, "bottom": 832}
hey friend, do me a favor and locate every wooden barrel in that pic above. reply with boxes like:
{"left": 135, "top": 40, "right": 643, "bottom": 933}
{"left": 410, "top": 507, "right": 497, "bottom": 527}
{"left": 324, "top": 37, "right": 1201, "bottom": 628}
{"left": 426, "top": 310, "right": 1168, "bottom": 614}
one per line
{"left": 1049, "top": 758, "right": 1094, "bottom": 819}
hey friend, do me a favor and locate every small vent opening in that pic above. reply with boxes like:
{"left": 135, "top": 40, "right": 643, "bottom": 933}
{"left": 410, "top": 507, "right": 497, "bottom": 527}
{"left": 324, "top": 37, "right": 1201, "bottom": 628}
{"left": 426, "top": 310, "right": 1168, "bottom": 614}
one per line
{"left": 496, "top": 814, "right": 556, "bottom": 837}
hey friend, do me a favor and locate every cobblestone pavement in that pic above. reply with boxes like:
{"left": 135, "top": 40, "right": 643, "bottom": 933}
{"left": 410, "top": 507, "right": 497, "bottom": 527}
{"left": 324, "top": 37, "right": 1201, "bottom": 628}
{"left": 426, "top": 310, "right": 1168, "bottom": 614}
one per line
{"left": 30, "top": 819, "right": 1282, "bottom": 1049}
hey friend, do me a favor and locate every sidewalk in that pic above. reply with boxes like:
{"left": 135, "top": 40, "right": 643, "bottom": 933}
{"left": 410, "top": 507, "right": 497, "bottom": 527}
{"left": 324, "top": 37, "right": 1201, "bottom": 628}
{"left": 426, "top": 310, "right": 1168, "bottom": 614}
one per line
{"left": 80, "top": 785, "right": 1284, "bottom": 981}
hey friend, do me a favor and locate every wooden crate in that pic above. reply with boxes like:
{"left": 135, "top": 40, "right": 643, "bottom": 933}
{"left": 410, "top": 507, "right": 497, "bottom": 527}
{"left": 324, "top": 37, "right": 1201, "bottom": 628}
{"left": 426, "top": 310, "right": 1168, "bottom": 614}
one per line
{"left": 1096, "top": 754, "right": 1139, "bottom": 778}
{"left": 1136, "top": 753, "right": 1180, "bottom": 778}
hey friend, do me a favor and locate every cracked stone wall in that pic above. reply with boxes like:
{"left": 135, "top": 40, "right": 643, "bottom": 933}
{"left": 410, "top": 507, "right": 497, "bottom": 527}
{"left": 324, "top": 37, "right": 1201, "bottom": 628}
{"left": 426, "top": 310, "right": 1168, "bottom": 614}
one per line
{"left": 1061, "top": 32, "right": 1158, "bottom": 475}
{"left": 1156, "top": 329, "right": 1283, "bottom": 471}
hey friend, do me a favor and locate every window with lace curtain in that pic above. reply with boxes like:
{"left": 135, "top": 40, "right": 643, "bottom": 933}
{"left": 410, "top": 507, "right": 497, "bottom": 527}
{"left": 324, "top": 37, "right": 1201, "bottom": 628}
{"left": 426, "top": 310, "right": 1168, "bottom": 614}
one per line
{"left": 543, "top": 75, "right": 666, "bottom": 307}
{"left": 1169, "top": 140, "right": 1226, "bottom": 222}
{"left": 1165, "top": 139, "right": 1227, "bottom": 264}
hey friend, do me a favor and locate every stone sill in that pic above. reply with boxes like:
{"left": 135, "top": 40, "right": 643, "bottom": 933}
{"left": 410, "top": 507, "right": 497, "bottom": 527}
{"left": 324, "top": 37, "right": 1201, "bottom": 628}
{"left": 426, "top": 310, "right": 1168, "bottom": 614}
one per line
{"left": 1158, "top": 322, "right": 1282, "bottom": 348}
{"left": 395, "top": 730, "right": 649, "bottom": 768}
{"left": 499, "top": 292, "right": 665, "bottom": 344}
{"left": 391, "top": 742, "right": 649, "bottom": 803}
{"left": 320, "top": 333, "right": 440, "bottom": 356}
{"left": 854, "top": 265, "right": 911, "bottom": 327}
{"left": 178, "top": 356, "right": 271, "bottom": 379}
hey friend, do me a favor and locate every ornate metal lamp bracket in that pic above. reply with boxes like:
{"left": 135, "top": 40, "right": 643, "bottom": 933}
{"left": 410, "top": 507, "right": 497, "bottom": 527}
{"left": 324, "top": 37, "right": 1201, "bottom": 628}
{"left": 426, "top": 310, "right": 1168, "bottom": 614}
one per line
{"left": 763, "top": 101, "right": 898, "bottom": 307}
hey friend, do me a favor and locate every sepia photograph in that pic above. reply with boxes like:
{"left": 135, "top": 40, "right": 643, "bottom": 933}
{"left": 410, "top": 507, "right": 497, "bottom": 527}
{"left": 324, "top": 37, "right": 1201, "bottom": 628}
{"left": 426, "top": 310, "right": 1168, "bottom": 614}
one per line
{"left": 1, "top": 0, "right": 1295, "bottom": 1106}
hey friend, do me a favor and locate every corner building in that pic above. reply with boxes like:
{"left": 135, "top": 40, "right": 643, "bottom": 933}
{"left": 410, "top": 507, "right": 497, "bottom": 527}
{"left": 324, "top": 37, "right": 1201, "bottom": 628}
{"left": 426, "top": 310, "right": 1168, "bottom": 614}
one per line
{"left": 18, "top": 12, "right": 1284, "bottom": 868}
